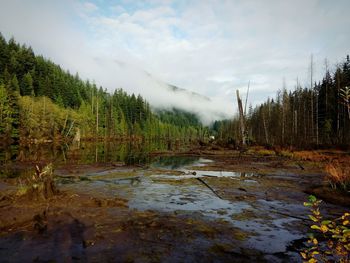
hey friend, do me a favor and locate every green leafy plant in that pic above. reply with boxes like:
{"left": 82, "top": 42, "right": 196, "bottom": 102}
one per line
{"left": 301, "top": 195, "right": 350, "bottom": 263}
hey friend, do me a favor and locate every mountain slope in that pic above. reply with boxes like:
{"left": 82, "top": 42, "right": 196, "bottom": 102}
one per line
{"left": 83, "top": 58, "right": 232, "bottom": 124}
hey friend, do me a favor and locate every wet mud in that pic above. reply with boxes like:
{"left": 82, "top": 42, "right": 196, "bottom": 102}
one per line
{"left": 0, "top": 153, "right": 349, "bottom": 262}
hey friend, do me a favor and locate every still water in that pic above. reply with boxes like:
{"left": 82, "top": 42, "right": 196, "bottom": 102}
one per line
{"left": 0, "top": 140, "right": 190, "bottom": 166}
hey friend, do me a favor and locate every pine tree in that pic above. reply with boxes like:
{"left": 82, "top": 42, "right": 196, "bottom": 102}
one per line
{"left": 21, "top": 72, "right": 34, "bottom": 96}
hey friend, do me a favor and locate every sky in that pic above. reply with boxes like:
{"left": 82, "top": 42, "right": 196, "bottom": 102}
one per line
{"left": 0, "top": 0, "right": 349, "bottom": 122}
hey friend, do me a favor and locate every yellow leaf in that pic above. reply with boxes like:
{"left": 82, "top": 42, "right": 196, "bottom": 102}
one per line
{"left": 343, "top": 220, "right": 349, "bottom": 226}
{"left": 313, "top": 209, "right": 320, "bottom": 216}
{"left": 308, "top": 258, "right": 317, "bottom": 263}
{"left": 308, "top": 215, "right": 318, "bottom": 222}
{"left": 300, "top": 252, "right": 307, "bottom": 259}
{"left": 311, "top": 225, "right": 320, "bottom": 230}
{"left": 320, "top": 225, "right": 328, "bottom": 233}
{"left": 313, "top": 238, "right": 318, "bottom": 245}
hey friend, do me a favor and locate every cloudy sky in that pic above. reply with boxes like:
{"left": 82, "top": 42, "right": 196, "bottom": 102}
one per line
{"left": 0, "top": 0, "right": 349, "bottom": 121}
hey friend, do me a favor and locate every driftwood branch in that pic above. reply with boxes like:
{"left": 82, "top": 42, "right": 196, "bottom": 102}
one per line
{"left": 269, "top": 209, "right": 308, "bottom": 223}
{"left": 196, "top": 178, "right": 222, "bottom": 199}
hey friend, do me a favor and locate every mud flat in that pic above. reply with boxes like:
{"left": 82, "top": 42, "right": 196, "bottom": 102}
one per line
{"left": 0, "top": 153, "right": 349, "bottom": 262}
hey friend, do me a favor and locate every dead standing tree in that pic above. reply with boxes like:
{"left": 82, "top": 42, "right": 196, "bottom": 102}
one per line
{"left": 236, "top": 89, "right": 246, "bottom": 146}
{"left": 340, "top": 86, "right": 350, "bottom": 120}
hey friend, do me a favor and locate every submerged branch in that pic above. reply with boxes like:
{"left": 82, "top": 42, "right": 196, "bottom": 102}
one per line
{"left": 196, "top": 177, "right": 222, "bottom": 199}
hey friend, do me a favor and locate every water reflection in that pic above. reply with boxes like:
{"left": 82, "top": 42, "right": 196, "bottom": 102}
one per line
{"left": 0, "top": 140, "right": 190, "bottom": 166}
{"left": 0, "top": 144, "right": 19, "bottom": 163}
{"left": 151, "top": 156, "right": 201, "bottom": 170}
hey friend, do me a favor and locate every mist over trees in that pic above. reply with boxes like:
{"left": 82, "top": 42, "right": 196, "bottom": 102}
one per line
{"left": 212, "top": 56, "right": 350, "bottom": 148}
{"left": 1, "top": 32, "right": 349, "bottom": 149}
{"left": 0, "top": 33, "right": 205, "bottom": 143}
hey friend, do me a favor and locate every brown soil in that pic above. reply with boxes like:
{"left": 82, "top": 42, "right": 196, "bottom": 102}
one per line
{"left": 0, "top": 150, "right": 349, "bottom": 262}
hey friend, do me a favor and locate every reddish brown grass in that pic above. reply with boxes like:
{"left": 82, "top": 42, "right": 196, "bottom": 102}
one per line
{"left": 325, "top": 160, "right": 350, "bottom": 191}
{"left": 293, "top": 151, "right": 328, "bottom": 162}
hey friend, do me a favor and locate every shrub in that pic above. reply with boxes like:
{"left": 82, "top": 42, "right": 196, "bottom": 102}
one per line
{"left": 17, "top": 163, "right": 58, "bottom": 200}
{"left": 301, "top": 195, "right": 350, "bottom": 263}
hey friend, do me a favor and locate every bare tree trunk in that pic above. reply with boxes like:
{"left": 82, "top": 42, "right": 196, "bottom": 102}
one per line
{"left": 291, "top": 104, "right": 294, "bottom": 145}
{"left": 304, "top": 101, "right": 307, "bottom": 142}
{"left": 73, "top": 128, "right": 81, "bottom": 148}
{"left": 236, "top": 90, "right": 246, "bottom": 146}
{"left": 65, "top": 120, "right": 75, "bottom": 137}
{"left": 96, "top": 97, "right": 99, "bottom": 138}
{"left": 244, "top": 81, "right": 250, "bottom": 116}
{"left": 43, "top": 96, "right": 46, "bottom": 116}
{"left": 325, "top": 59, "right": 328, "bottom": 113}
{"left": 294, "top": 110, "right": 298, "bottom": 136}
{"left": 91, "top": 90, "right": 94, "bottom": 114}
{"left": 337, "top": 74, "right": 340, "bottom": 137}
{"left": 61, "top": 114, "right": 68, "bottom": 135}
{"left": 262, "top": 110, "right": 269, "bottom": 145}
{"left": 282, "top": 104, "right": 285, "bottom": 145}
{"left": 316, "top": 90, "right": 319, "bottom": 145}
{"left": 282, "top": 79, "right": 286, "bottom": 145}
{"left": 110, "top": 96, "right": 113, "bottom": 138}
{"left": 310, "top": 54, "right": 314, "bottom": 142}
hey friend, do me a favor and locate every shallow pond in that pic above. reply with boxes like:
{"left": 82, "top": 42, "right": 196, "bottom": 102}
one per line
{"left": 53, "top": 154, "right": 346, "bottom": 262}
{"left": 0, "top": 143, "right": 348, "bottom": 262}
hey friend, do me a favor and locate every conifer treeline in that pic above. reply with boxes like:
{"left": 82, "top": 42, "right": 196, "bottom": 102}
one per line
{"left": 0, "top": 34, "right": 204, "bottom": 143}
{"left": 213, "top": 56, "right": 350, "bottom": 148}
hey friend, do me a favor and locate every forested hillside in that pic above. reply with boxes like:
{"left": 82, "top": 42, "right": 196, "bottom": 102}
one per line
{"left": 213, "top": 56, "right": 350, "bottom": 148}
{"left": 2, "top": 33, "right": 349, "bottom": 149}
{"left": 0, "top": 34, "right": 205, "bottom": 143}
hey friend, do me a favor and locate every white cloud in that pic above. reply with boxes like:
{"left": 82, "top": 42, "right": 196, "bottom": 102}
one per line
{"left": 0, "top": 0, "right": 349, "bottom": 122}
{"left": 110, "top": 5, "right": 126, "bottom": 14}
{"left": 83, "top": 2, "right": 98, "bottom": 13}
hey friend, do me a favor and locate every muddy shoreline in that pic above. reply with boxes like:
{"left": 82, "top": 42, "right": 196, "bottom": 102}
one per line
{"left": 0, "top": 150, "right": 349, "bottom": 262}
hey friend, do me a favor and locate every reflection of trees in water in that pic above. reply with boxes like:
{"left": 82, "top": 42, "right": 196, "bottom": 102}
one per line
{"left": 0, "top": 145, "right": 18, "bottom": 163}
{"left": 0, "top": 145, "right": 19, "bottom": 178}
{"left": 1, "top": 144, "right": 59, "bottom": 163}
{"left": 0, "top": 141, "right": 164, "bottom": 164}
{"left": 0, "top": 140, "right": 189, "bottom": 165}
{"left": 152, "top": 156, "right": 199, "bottom": 169}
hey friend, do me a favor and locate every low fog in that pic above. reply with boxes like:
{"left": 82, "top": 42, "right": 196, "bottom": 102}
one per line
{"left": 0, "top": 0, "right": 349, "bottom": 124}
{"left": 82, "top": 58, "right": 234, "bottom": 124}
{"left": 0, "top": 0, "right": 236, "bottom": 124}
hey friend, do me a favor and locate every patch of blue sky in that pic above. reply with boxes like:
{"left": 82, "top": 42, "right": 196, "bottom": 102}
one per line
{"left": 87, "top": 0, "right": 157, "bottom": 16}
{"left": 169, "top": 0, "right": 187, "bottom": 14}
{"left": 170, "top": 25, "right": 187, "bottom": 40}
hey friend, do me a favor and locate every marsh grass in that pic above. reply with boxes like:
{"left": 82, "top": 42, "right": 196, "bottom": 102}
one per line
{"left": 325, "top": 161, "right": 350, "bottom": 192}
{"left": 293, "top": 151, "right": 328, "bottom": 162}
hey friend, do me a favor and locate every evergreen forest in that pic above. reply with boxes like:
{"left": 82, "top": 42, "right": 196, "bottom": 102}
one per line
{"left": 1, "top": 33, "right": 349, "bottom": 149}
{"left": 213, "top": 56, "right": 350, "bottom": 148}
{"left": 0, "top": 33, "right": 204, "bottom": 144}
